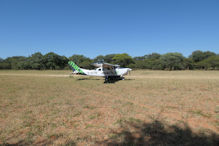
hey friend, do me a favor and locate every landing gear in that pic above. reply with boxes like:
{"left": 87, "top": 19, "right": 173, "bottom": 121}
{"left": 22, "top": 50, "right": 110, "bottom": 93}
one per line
{"left": 104, "top": 76, "right": 123, "bottom": 83}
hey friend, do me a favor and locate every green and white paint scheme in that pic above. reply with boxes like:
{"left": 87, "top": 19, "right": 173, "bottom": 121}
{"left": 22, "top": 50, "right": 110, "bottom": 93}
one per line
{"left": 68, "top": 61, "right": 132, "bottom": 81}
{"left": 68, "top": 61, "right": 85, "bottom": 75}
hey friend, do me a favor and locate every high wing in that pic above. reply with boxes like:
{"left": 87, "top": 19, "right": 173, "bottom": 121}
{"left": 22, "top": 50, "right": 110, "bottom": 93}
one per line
{"left": 92, "top": 62, "right": 120, "bottom": 68}
{"left": 102, "top": 63, "right": 120, "bottom": 68}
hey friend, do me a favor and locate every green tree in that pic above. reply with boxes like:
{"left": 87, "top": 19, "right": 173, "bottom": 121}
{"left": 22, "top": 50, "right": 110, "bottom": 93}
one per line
{"left": 160, "top": 53, "right": 185, "bottom": 70}
{"left": 104, "top": 54, "right": 116, "bottom": 63}
{"left": 0, "top": 58, "right": 11, "bottom": 69}
{"left": 43, "top": 52, "right": 67, "bottom": 70}
{"left": 69, "top": 55, "right": 88, "bottom": 64}
{"left": 69, "top": 55, "right": 93, "bottom": 69}
{"left": 132, "top": 60, "right": 146, "bottom": 69}
{"left": 184, "top": 58, "right": 194, "bottom": 70}
{"left": 190, "top": 50, "right": 216, "bottom": 63}
{"left": 4, "top": 56, "right": 27, "bottom": 69}
{"left": 146, "top": 53, "right": 161, "bottom": 60}
{"left": 190, "top": 50, "right": 205, "bottom": 62}
{"left": 93, "top": 55, "right": 104, "bottom": 63}
{"left": 197, "top": 55, "right": 219, "bottom": 70}
{"left": 133, "top": 56, "right": 145, "bottom": 61}
{"left": 203, "top": 51, "right": 216, "bottom": 59}
{"left": 29, "top": 52, "right": 44, "bottom": 69}
{"left": 112, "top": 53, "right": 134, "bottom": 67}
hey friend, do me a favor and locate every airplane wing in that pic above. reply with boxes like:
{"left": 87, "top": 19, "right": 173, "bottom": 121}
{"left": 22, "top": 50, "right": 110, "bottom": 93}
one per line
{"left": 92, "top": 63, "right": 102, "bottom": 67}
{"left": 102, "top": 63, "right": 120, "bottom": 68}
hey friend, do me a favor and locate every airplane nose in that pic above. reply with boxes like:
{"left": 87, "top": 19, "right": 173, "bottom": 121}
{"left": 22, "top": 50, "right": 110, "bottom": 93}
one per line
{"left": 127, "top": 68, "right": 132, "bottom": 75}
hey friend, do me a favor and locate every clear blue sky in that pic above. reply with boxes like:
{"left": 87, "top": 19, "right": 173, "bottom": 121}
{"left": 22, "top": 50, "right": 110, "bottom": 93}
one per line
{"left": 0, "top": 0, "right": 219, "bottom": 59}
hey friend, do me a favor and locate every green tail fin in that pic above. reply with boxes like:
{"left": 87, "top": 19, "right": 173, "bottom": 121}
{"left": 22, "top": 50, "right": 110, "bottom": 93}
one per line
{"left": 68, "top": 61, "right": 85, "bottom": 74}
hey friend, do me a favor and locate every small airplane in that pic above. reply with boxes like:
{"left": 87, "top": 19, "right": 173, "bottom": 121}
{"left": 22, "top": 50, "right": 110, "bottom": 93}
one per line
{"left": 68, "top": 61, "right": 132, "bottom": 82}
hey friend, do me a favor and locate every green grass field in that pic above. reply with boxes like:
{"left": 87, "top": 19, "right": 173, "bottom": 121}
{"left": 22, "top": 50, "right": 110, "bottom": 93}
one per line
{"left": 0, "top": 70, "right": 219, "bottom": 145}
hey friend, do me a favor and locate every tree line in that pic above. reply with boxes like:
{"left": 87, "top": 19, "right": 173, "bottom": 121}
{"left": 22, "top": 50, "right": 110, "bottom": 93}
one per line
{"left": 0, "top": 50, "right": 218, "bottom": 70}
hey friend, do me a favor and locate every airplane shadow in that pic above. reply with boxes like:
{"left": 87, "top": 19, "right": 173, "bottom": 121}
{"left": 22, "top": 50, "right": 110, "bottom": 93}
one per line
{"left": 77, "top": 77, "right": 101, "bottom": 81}
{"left": 70, "top": 76, "right": 134, "bottom": 84}
{"left": 104, "top": 78, "right": 135, "bottom": 84}
{"left": 73, "top": 77, "right": 118, "bottom": 83}
{"left": 96, "top": 119, "right": 219, "bottom": 145}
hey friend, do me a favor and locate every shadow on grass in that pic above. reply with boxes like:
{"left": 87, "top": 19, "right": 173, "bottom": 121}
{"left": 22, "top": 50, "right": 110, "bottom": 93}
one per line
{"left": 76, "top": 77, "right": 121, "bottom": 83}
{"left": 104, "top": 79, "right": 121, "bottom": 84}
{"left": 75, "top": 77, "right": 122, "bottom": 84}
{"left": 104, "top": 78, "right": 134, "bottom": 84}
{"left": 77, "top": 77, "right": 102, "bottom": 81}
{"left": 97, "top": 119, "right": 219, "bottom": 146}
{"left": 74, "top": 76, "right": 134, "bottom": 84}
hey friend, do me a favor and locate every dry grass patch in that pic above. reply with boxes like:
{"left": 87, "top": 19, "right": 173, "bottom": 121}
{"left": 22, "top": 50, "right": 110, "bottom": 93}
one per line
{"left": 0, "top": 70, "right": 219, "bottom": 145}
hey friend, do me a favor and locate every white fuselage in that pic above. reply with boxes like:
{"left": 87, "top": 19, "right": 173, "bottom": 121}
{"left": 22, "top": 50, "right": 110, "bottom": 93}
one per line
{"left": 79, "top": 67, "right": 131, "bottom": 77}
